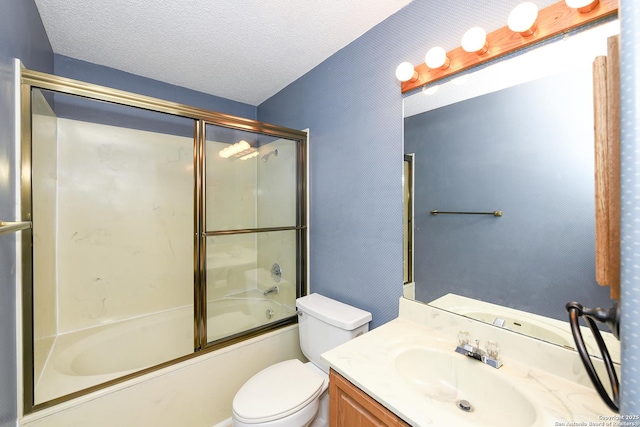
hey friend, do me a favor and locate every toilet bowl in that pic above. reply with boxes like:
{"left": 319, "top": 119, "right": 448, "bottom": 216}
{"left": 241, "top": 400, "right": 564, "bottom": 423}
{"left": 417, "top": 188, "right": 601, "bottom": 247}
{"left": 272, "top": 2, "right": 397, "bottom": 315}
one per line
{"left": 232, "top": 360, "right": 327, "bottom": 427}
{"left": 231, "top": 293, "right": 371, "bottom": 427}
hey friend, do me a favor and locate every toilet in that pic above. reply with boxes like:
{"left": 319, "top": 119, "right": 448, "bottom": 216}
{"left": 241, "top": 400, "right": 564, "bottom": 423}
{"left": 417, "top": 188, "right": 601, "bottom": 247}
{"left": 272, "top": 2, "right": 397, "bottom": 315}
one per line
{"left": 231, "top": 293, "right": 372, "bottom": 427}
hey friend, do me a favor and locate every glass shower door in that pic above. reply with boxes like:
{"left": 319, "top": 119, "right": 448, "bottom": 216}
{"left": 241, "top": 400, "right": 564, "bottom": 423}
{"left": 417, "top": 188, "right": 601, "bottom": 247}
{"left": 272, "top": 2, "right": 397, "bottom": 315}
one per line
{"left": 203, "top": 125, "right": 303, "bottom": 344}
{"left": 30, "top": 89, "right": 196, "bottom": 404}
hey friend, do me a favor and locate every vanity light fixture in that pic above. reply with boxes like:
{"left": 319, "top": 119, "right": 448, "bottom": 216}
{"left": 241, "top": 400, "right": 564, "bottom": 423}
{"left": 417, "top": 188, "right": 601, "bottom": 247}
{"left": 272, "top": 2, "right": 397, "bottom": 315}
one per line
{"left": 395, "top": 61, "right": 419, "bottom": 82}
{"left": 565, "top": 0, "right": 599, "bottom": 13}
{"left": 397, "top": 0, "right": 616, "bottom": 93}
{"left": 219, "top": 139, "right": 251, "bottom": 158}
{"left": 461, "top": 27, "right": 488, "bottom": 55}
{"left": 508, "top": 2, "right": 539, "bottom": 37}
{"left": 425, "top": 47, "right": 450, "bottom": 70}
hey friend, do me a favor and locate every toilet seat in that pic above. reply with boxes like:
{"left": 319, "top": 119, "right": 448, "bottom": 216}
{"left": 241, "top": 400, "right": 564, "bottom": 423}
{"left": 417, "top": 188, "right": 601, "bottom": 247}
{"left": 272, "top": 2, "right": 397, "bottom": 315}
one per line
{"left": 232, "top": 359, "right": 324, "bottom": 424}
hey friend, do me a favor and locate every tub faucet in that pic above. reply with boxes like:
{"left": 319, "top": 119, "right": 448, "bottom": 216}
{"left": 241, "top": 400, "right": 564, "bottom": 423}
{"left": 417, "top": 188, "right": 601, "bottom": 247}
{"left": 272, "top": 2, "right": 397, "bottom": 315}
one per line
{"left": 455, "top": 332, "right": 502, "bottom": 369}
{"left": 263, "top": 285, "right": 279, "bottom": 296}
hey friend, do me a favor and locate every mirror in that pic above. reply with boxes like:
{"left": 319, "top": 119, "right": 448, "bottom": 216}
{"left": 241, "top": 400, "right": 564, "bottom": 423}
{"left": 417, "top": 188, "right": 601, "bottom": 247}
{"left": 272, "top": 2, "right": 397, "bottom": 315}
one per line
{"left": 402, "top": 21, "right": 620, "bottom": 361}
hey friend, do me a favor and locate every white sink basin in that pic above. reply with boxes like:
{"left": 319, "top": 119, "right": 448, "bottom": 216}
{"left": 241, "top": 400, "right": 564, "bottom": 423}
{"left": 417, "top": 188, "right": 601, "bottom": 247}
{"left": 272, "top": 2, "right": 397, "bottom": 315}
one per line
{"left": 393, "top": 347, "right": 538, "bottom": 427}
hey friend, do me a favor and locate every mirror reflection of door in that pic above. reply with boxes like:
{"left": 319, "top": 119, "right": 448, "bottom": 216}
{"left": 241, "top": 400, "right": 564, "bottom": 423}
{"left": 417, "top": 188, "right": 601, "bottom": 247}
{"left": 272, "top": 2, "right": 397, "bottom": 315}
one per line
{"left": 403, "top": 154, "right": 414, "bottom": 296}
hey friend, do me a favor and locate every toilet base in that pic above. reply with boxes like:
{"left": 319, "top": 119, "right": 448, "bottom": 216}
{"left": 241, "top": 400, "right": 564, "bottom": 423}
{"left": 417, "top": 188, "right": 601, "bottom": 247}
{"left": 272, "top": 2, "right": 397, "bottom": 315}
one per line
{"left": 231, "top": 389, "right": 329, "bottom": 427}
{"left": 232, "top": 397, "right": 320, "bottom": 427}
{"left": 309, "top": 390, "right": 329, "bottom": 427}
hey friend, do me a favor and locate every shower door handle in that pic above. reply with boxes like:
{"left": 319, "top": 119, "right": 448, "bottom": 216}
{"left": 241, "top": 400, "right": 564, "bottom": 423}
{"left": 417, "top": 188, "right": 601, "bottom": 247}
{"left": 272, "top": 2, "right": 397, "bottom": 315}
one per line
{"left": 0, "top": 220, "right": 32, "bottom": 236}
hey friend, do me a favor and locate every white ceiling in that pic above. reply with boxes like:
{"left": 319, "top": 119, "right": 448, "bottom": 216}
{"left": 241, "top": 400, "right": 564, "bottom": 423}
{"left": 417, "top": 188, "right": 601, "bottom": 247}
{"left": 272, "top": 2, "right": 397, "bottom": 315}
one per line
{"left": 34, "top": 0, "right": 413, "bottom": 106}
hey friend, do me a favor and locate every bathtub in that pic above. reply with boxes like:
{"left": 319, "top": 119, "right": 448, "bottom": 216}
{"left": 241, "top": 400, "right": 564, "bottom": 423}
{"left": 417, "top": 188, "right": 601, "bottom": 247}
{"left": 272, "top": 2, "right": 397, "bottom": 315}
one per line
{"left": 206, "top": 297, "right": 295, "bottom": 342}
{"left": 34, "top": 296, "right": 296, "bottom": 404}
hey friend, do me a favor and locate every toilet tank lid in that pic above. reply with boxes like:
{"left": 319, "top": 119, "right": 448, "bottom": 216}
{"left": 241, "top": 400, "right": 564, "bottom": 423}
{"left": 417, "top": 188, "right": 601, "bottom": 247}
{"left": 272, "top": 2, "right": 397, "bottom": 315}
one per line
{"left": 296, "top": 293, "right": 372, "bottom": 330}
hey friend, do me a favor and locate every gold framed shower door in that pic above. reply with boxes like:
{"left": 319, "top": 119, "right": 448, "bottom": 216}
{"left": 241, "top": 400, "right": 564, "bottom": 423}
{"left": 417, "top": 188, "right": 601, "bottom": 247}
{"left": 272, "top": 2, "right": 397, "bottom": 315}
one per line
{"left": 20, "top": 69, "right": 308, "bottom": 413}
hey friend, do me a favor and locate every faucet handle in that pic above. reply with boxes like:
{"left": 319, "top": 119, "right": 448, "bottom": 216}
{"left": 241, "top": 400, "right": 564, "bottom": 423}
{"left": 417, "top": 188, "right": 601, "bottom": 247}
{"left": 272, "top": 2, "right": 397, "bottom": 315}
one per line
{"left": 457, "top": 331, "right": 470, "bottom": 346}
{"left": 485, "top": 340, "right": 500, "bottom": 359}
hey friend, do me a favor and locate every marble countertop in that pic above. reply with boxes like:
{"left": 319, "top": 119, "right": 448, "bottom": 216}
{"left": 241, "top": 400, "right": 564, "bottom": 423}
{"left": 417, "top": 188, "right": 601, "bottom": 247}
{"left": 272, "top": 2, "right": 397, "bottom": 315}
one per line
{"left": 322, "top": 302, "right": 617, "bottom": 427}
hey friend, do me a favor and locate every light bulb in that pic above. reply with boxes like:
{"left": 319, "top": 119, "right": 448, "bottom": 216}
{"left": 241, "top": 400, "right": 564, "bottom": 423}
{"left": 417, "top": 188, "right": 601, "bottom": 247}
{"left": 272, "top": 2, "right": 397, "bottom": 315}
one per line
{"left": 425, "top": 47, "right": 450, "bottom": 70}
{"left": 565, "top": 0, "right": 599, "bottom": 13}
{"left": 395, "top": 62, "right": 418, "bottom": 82}
{"left": 461, "top": 27, "right": 488, "bottom": 54}
{"left": 508, "top": 2, "right": 539, "bottom": 36}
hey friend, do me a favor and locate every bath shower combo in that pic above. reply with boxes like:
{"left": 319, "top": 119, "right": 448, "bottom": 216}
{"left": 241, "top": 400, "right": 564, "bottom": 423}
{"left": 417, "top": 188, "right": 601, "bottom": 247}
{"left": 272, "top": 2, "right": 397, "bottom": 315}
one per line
{"left": 19, "top": 68, "right": 308, "bottom": 412}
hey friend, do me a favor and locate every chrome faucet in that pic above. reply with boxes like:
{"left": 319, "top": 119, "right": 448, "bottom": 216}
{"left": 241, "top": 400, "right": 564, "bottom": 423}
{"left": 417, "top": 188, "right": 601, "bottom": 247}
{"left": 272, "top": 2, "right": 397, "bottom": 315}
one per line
{"left": 455, "top": 331, "right": 502, "bottom": 369}
{"left": 263, "top": 285, "right": 279, "bottom": 296}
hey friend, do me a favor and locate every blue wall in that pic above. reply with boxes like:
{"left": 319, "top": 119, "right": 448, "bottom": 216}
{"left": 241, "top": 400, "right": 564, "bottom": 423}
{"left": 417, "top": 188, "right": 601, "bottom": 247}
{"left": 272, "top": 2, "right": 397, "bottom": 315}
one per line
{"left": 0, "top": 0, "right": 52, "bottom": 74}
{"left": 619, "top": 0, "right": 640, "bottom": 416}
{"left": 0, "top": 1, "right": 52, "bottom": 425}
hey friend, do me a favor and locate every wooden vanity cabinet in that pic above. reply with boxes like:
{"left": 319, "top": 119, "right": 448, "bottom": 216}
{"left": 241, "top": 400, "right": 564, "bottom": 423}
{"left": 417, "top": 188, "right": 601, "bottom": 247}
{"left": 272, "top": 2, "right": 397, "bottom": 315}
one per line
{"left": 329, "top": 369, "right": 411, "bottom": 427}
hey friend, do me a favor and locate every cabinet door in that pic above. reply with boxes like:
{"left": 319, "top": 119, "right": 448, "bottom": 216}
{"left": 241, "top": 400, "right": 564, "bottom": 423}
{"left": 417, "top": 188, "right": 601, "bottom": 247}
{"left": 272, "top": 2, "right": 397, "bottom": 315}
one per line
{"left": 329, "top": 369, "right": 410, "bottom": 427}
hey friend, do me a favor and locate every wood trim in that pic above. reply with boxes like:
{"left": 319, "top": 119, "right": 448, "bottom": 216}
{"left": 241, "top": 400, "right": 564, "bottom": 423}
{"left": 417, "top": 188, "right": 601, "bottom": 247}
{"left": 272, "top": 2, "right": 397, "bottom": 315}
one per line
{"left": 401, "top": 0, "right": 618, "bottom": 93}
{"left": 606, "top": 35, "right": 621, "bottom": 300}
{"left": 594, "top": 55, "right": 610, "bottom": 288}
{"left": 593, "top": 35, "right": 620, "bottom": 300}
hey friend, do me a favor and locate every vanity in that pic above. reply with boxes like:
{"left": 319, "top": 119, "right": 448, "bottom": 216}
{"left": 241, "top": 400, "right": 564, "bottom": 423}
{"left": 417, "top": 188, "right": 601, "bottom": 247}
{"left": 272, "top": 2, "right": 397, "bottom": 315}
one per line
{"left": 329, "top": 370, "right": 410, "bottom": 427}
{"left": 322, "top": 297, "right": 617, "bottom": 427}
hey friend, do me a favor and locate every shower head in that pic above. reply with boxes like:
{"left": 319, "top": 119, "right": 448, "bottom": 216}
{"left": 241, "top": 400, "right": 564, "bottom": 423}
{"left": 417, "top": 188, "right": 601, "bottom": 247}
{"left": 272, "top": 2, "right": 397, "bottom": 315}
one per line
{"left": 261, "top": 149, "right": 278, "bottom": 163}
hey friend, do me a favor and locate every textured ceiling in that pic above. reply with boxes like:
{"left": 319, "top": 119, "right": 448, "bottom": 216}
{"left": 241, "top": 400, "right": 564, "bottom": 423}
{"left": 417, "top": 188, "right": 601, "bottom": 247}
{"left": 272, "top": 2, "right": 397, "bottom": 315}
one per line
{"left": 35, "top": 0, "right": 413, "bottom": 105}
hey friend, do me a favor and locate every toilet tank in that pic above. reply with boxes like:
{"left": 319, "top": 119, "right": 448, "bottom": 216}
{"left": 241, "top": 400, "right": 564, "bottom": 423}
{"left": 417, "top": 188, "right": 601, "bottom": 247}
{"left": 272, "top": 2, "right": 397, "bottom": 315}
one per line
{"left": 296, "top": 293, "right": 372, "bottom": 373}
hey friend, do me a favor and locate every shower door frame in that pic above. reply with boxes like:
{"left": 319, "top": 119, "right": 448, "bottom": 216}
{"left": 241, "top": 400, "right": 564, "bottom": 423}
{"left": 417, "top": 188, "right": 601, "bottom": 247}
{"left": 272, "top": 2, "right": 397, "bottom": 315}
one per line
{"left": 20, "top": 69, "right": 308, "bottom": 414}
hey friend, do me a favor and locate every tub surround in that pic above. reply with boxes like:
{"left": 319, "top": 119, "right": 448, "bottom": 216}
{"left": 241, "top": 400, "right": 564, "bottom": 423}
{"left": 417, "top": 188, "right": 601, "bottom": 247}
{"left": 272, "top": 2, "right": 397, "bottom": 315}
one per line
{"left": 52, "top": 117, "right": 195, "bottom": 333}
{"left": 322, "top": 297, "right": 617, "bottom": 426}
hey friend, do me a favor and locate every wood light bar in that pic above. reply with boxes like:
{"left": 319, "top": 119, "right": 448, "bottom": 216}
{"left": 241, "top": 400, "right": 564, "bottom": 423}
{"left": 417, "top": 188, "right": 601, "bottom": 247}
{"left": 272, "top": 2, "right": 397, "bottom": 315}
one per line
{"left": 400, "top": 0, "right": 618, "bottom": 93}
